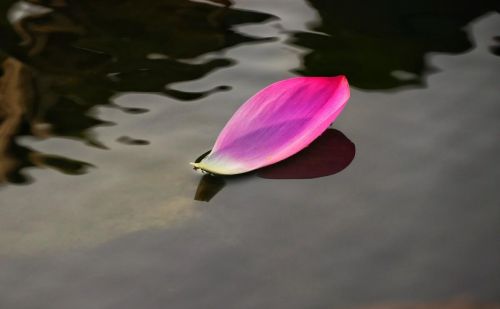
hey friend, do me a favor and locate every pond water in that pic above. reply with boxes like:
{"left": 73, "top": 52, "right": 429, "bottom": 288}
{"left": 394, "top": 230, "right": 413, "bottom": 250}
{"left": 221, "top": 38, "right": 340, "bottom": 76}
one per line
{"left": 0, "top": 0, "right": 499, "bottom": 308}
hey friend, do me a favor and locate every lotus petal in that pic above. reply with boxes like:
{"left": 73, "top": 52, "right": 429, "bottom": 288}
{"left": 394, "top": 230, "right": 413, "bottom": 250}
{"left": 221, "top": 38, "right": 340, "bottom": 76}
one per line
{"left": 192, "top": 76, "right": 350, "bottom": 175}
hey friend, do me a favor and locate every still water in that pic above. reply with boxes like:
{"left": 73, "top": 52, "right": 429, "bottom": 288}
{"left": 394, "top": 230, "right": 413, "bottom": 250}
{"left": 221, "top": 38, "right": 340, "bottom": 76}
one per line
{"left": 0, "top": 0, "right": 499, "bottom": 308}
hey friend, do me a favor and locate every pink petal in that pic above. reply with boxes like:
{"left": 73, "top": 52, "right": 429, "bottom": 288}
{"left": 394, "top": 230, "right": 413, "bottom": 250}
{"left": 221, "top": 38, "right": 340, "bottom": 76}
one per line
{"left": 192, "top": 76, "right": 350, "bottom": 175}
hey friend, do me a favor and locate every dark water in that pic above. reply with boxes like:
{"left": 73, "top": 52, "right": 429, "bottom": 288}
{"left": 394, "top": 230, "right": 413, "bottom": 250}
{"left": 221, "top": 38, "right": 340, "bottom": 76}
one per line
{"left": 0, "top": 0, "right": 499, "bottom": 308}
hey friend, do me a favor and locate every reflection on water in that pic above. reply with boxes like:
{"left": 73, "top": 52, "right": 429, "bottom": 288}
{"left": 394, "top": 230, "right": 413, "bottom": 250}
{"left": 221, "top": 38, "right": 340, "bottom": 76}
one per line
{"left": 194, "top": 174, "right": 226, "bottom": 202}
{"left": 194, "top": 129, "right": 355, "bottom": 201}
{"left": 257, "top": 129, "right": 355, "bottom": 179}
{"left": 0, "top": 57, "right": 96, "bottom": 183}
{"left": 116, "top": 135, "right": 150, "bottom": 146}
{"left": 292, "top": 0, "right": 499, "bottom": 89}
{"left": 0, "top": 0, "right": 275, "bottom": 184}
{"left": 491, "top": 36, "right": 500, "bottom": 56}
{"left": 1, "top": 0, "right": 497, "bottom": 184}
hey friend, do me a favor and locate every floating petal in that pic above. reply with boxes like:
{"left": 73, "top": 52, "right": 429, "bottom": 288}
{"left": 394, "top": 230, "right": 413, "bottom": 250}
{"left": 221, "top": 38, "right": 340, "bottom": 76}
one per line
{"left": 192, "top": 76, "right": 350, "bottom": 175}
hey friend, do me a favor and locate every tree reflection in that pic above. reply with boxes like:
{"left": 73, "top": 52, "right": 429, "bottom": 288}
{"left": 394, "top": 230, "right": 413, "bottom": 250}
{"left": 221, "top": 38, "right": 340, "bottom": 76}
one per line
{"left": 291, "top": 0, "right": 499, "bottom": 90}
{"left": 0, "top": 0, "right": 275, "bottom": 184}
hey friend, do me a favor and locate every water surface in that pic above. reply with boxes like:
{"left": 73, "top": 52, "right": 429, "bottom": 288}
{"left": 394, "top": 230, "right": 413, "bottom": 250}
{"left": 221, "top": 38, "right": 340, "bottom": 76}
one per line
{"left": 0, "top": 0, "right": 499, "bottom": 308}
